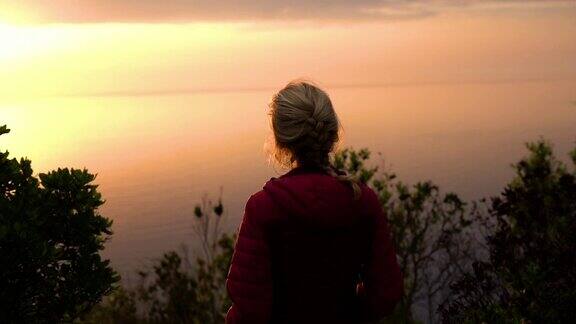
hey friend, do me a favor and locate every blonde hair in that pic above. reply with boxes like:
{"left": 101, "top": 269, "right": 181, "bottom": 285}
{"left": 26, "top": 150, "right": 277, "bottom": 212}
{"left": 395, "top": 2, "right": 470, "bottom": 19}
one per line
{"left": 269, "top": 80, "right": 361, "bottom": 199}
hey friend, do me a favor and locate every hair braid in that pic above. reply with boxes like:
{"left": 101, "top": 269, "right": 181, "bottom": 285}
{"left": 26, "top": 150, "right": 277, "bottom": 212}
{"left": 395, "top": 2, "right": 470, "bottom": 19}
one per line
{"left": 269, "top": 80, "right": 362, "bottom": 199}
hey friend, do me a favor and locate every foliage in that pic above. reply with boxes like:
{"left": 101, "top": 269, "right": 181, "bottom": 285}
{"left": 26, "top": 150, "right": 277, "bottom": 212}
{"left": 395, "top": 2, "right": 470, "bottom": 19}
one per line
{"left": 81, "top": 141, "right": 576, "bottom": 324}
{"left": 0, "top": 125, "right": 118, "bottom": 323}
{"left": 90, "top": 148, "right": 479, "bottom": 324}
{"left": 81, "top": 194, "right": 234, "bottom": 324}
{"left": 79, "top": 287, "right": 139, "bottom": 324}
{"left": 334, "top": 149, "right": 477, "bottom": 323}
{"left": 439, "top": 140, "right": 576, "bottom": 323}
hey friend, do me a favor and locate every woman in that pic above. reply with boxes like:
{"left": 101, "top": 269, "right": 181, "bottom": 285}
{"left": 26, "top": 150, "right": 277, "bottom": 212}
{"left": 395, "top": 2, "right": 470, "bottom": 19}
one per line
{"left": 226, "top": 81, "right": 403, "bottom": 324}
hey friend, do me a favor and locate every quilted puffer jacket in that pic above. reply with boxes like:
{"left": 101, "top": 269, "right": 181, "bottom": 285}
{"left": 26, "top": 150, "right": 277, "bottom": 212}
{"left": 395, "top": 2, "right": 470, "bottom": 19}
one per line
{"left": 226, "top": 166, "right": 403, "bottom": 324}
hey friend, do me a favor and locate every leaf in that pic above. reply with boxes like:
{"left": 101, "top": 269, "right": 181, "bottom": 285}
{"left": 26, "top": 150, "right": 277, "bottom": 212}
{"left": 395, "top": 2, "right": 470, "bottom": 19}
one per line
{"left": 194, "top": 205, "right": 203, "bottom": 218}
{"left": 0, "top": 125, "right": 10, "bottom": 136}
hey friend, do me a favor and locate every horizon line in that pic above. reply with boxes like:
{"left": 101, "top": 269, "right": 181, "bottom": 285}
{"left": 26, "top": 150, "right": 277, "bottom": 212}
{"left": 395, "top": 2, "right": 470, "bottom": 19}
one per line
{"left": 43, "top": 77, "right": 576, "bottom": 99}
{"left": 3, "top": 76, "right": 576, "bottom": 101}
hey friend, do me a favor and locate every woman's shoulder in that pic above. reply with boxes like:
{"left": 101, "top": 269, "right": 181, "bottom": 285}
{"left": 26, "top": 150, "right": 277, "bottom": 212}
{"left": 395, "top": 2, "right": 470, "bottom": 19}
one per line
{"left": 359, "top": 182, "right": 378, "bottom": 199}
{"left": 356, "top": 183, "right": 383, "bottom": 213}
{"left": 245, "top": 189, "right": 274, "bottom": 211}
{"left": 242, "top": 188, "right": 279, "bottom": 224}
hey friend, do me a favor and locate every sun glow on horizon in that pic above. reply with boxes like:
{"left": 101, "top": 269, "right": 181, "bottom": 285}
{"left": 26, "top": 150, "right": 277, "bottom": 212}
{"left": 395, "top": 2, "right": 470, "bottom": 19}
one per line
{"left": 0, "top": 5, "right": 574, "bottom": 100}
{"left": 0, "top": 23, "right": 65, "bottom": 61}
{"left": 0, "top": 22, "right": 250, "bottom": 99}
{"left": 0, "top": 2, "right": 39, "bottom": 25}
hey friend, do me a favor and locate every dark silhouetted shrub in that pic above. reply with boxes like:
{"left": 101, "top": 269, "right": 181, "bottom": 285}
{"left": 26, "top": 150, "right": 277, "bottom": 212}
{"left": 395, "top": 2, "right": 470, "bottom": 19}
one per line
{"left": 440, "top": 140, "right": 576, "bottom": 323}
{"left": 0, "top": 125, "right": 118, "bottom": 323}
{"left": 81, "top": 194, "right": 234, "bottom": 324}
{"left": 334, "top": 149, "right": 477, "bottom": 323}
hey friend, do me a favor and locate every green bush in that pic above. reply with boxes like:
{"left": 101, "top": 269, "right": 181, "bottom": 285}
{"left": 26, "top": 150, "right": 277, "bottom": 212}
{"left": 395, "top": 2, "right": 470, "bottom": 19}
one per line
{"left": 440, "top": 140, "right": 576, "bottom": 323}
{"left": 0, "top": 125, "right": 118, "bottom": 323}
{"left": 334, "top": 149, "right": 477, "bottom": 323}
{"left": 86, "top": 149, "right": 479, "bottom": 324}
{"left": 78, "top": 139, "right": 576, "bottom": 324}
{"left": 81, "top": 195, "right": 234, "bottom": 324}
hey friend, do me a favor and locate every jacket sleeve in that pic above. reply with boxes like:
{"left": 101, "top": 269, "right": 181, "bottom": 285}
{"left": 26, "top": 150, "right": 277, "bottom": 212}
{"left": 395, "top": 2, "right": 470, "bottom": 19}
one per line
{"left": 359, "top": 189, "right": 404, "bottom": 322}
{"left": 226, "top": 194, "right": 273, "bottom": 324}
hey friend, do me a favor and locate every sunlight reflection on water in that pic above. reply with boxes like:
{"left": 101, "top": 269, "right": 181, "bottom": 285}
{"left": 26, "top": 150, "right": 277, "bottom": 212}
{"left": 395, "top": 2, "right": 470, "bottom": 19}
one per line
{"left": 1, "top": 79, "right": 575, "bottom": 277}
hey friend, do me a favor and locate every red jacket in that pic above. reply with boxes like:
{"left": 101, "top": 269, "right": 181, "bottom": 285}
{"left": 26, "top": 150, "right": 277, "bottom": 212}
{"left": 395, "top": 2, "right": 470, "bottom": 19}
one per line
{"left": 226, "top": 166, "right": 403, "bottom": 324}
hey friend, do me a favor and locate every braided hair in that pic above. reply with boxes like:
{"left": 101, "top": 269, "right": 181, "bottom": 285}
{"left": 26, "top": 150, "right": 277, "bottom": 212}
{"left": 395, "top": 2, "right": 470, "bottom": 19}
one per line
{"left": 269, "top": 80, "right": 361, "bottom": 199}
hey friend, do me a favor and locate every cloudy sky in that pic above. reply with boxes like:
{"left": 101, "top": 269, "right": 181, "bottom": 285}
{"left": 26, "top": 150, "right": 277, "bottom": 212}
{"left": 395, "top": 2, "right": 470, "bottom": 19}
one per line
{"left": 0, "top": 1, "right": 574, "bottom": 98}
{"left": 1, "top": 0, "right": 573, "bottom": 23}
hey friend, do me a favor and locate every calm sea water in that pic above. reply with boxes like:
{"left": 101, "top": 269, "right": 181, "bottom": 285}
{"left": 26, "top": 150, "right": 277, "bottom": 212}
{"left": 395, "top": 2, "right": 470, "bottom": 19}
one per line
{"left": 1, "top": 79, "right": 575, "bottom": 277}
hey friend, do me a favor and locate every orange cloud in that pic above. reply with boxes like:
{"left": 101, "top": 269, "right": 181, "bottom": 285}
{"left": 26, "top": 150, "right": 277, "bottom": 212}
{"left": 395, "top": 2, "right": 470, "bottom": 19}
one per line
{"left": 1, "top": 1, "right": 573, "bottom": 24}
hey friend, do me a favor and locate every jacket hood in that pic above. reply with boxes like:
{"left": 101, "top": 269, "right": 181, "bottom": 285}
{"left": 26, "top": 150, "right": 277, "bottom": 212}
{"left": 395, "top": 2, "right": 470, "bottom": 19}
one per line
{"left": 263, "top": 167, "right": 361, "bottom": 228}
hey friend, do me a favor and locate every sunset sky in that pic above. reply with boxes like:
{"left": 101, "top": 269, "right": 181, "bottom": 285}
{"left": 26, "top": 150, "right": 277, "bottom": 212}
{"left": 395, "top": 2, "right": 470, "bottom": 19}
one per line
{"left": 2, "top": 0, "right": 575, "bottom": 276}
{"left": 0, "top": 1, "right": 575, "bottom": 100}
